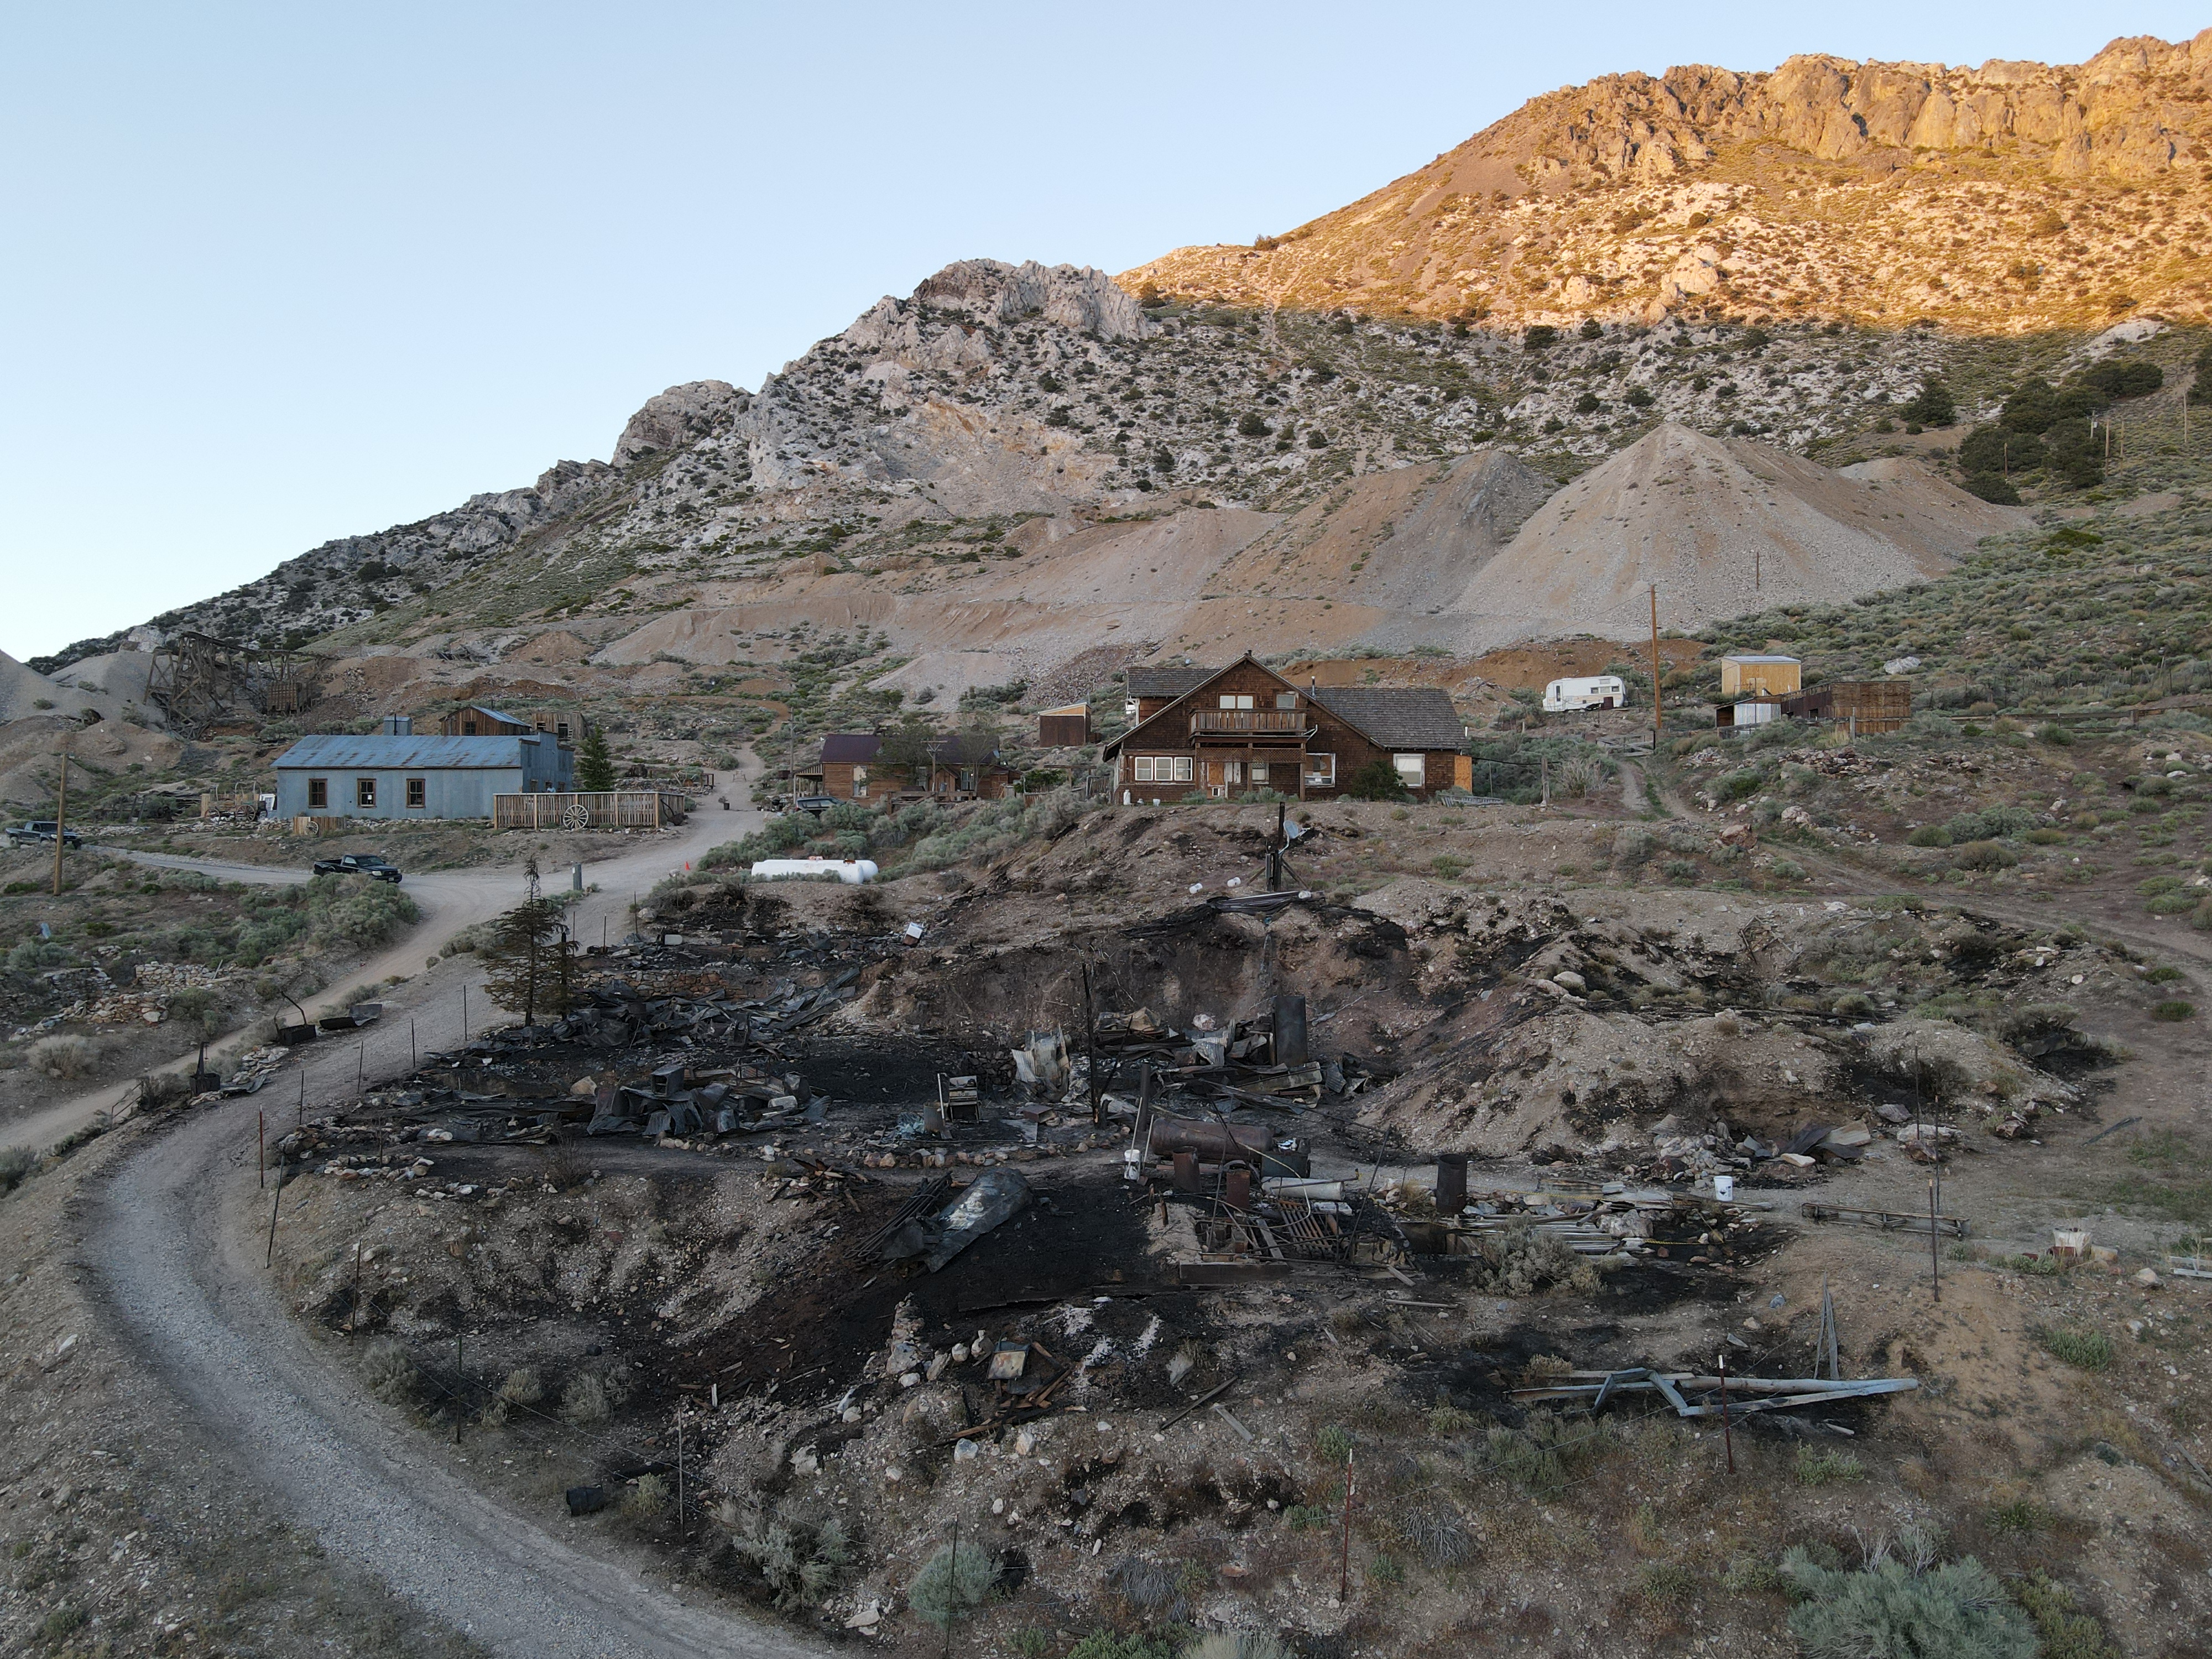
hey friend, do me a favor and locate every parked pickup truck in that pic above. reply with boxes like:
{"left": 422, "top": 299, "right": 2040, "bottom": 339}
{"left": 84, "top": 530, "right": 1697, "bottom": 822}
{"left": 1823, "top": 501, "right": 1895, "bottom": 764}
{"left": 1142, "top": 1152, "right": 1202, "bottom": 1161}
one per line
{"left": 7, "top": 821, "right": 82, "bottom": 849}
{"left": 311, "top": 853, "right": 403, "bottom": 883}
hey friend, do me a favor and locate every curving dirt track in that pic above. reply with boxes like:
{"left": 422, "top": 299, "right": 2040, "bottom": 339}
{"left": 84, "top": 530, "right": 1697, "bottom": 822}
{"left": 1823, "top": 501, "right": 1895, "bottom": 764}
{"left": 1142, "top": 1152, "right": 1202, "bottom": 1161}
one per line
{"left": 84, "top": 1097, "right": 826, "bottom": 1658}
{"left": 20, "top": 759, "right": 838, "bottom": 1652}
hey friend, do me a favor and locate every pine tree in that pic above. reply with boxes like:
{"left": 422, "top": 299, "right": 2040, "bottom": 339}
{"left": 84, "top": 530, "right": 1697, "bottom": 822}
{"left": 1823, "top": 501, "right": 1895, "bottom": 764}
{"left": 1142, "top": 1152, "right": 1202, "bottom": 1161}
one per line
{"left": 575, "top": 726, "right": 616, "bottom": 792}
{"left": 481, "top": 897, "right": 575, "bottom": 1025}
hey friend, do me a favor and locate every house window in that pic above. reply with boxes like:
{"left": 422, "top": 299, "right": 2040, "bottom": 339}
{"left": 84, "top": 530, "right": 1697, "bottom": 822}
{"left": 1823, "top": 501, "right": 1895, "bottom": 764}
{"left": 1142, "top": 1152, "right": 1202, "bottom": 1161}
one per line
{"left": 1394, "top": 754, "right": 1426, "bottom": 790}
{"left": 1133, "top": 757, "right": 1156, "bottom": 782}
{"left": 1223, "top": 760, "right": 1243, "bottom": 785}
{"left": 405, "top": 778, "right": 426, "bottom": 810}
{"left": 557, "top": 722, "right": 571, "bottom": 742}
{"left": 1250, "top": 762, "right": 1269, "bottom": 786}
{"left": 1218, "top": 693, "right": 1255, "bottom": 709}
{"left": 1275, "top": 693, "right": 1298, "bottom": 709}
{"left": 1172, "top": 757, "right": 1193, "bottom": 782}
{"left": 307, "top": 778, "right": 327, "bottom": 809}
{"left": 1305, "top": 753, "right": 1336, "bottom": 788}
{"left": 852, "top": 766, "right": 868, "bottom": 800}
{"left": 356, "top": 778, "right": 377, "bottom": 808}
{"left": 462, "top": 719, "right": 478, "bottom": 735}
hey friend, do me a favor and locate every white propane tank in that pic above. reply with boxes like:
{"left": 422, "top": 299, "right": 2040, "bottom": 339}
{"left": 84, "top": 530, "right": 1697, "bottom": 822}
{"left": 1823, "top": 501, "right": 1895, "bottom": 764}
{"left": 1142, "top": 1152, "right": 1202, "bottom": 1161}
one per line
{"left": 748, "top": 857, "right": 879, "bottom": 885}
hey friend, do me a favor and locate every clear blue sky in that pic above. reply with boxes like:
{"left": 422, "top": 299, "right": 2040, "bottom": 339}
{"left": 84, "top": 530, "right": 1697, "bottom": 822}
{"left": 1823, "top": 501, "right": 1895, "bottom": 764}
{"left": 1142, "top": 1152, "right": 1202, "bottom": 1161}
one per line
{"left": 3, "top": 3, "right": 2199, "bottom": 659}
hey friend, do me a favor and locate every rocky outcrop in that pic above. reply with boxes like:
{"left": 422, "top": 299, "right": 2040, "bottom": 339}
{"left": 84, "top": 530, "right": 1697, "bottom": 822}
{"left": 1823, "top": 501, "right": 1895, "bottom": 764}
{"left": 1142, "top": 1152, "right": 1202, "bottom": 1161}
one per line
{"left": 612, "top": 380, "right": 748, "bottom": 467}
{"left": 1124, "top": 32, "right": 2212, "bottom": 328}
{"left": 901, "top": 259, "right": 1154, "bottom": 341}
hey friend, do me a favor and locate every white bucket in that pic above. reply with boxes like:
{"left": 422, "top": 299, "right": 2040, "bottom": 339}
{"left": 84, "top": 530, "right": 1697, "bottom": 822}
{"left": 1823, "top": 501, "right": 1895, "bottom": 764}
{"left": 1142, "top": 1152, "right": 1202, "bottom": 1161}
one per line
{"left": 1713, "top": 1174, "right": 1736, "bottom": 1203}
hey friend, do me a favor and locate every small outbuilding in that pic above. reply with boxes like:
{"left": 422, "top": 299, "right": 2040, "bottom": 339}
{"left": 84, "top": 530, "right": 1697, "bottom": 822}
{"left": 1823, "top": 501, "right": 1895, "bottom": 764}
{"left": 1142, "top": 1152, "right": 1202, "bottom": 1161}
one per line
{"left": 1037, "top": 703, "right": 1092, "bottom": 747}
{"left": 274, "top": 716, "right": 571, "bottom": 820}
{"left": 1720, "top": 654, "right": 1802, "bottom": 698}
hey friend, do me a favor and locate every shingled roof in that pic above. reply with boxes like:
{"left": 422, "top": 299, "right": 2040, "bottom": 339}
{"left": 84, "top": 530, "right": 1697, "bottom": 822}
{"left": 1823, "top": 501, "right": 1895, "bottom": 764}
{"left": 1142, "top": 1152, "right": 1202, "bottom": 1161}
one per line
{"left": 1310, "top": 686, "right": 1465, "bottom": 749}
{"left": 1125, "top": 665, "right": 1212, "bottom": 699}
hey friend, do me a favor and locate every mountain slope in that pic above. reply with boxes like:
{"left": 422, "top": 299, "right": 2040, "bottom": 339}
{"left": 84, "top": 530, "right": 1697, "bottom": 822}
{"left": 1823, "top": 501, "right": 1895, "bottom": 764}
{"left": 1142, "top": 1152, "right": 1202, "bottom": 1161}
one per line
{"left": 38, "top": 42, "right": 2206, "bottom": 704}
{"left": 1123, "top": 33, "right": 2212, "bottom": 331}
{"left": 1434, "top": 424, "right": 2028, "bottom": 650}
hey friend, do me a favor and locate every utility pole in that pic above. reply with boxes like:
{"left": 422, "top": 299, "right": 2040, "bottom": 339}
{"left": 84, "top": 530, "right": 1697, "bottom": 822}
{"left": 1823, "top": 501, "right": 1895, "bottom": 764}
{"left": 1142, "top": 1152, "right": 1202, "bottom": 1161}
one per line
{"left": 50, "top": 737, "right": 69, "bottom": 896}
{"left": 1648, "top": 583, "right": 1663, "bottom": 747}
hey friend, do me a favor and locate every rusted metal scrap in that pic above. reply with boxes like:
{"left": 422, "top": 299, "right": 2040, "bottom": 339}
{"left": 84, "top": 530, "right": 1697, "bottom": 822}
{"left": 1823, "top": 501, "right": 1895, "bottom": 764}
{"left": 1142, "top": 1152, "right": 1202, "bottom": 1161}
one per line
{"left": 872, "top": 1169, "right": 1031, "bottom": 1271}
{"left": 1512, "top": 1368, "right": 1917, "bottom": 1418}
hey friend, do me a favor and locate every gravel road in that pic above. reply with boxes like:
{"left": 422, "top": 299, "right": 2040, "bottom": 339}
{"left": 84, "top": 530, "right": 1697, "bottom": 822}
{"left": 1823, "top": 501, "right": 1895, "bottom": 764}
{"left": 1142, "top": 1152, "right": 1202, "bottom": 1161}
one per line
{"left": 85, "top": 1098, "right": 827, "bottom": 1658}
{"left": 71, "top": 764, "right": 834, "bottom": 1655}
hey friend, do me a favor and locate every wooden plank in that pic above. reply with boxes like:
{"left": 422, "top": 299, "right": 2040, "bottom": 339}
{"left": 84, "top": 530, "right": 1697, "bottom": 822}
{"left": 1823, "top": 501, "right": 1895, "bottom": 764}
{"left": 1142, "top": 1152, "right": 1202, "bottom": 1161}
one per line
{"left": 1170, "top": 1260, "right": 1293, "bottom": 1285}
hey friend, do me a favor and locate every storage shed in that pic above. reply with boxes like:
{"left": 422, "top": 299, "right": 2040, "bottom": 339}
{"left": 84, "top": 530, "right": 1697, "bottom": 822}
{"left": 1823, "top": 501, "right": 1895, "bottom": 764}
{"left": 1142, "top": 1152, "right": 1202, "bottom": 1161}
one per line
{"left": 1037, "top": 703, "right": 1092, "bottom": 747}
{"left": 274, "top": 726, "right": 571, "bottom": 820}
{"left": 1720, "top": 654, "right": 1803, "bottom": 698}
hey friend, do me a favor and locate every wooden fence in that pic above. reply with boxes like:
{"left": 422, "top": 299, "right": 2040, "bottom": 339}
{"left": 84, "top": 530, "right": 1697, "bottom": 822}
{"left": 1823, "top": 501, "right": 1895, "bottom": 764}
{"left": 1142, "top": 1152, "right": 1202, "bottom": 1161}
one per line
{"left": 492, "top": 791, "right": 687, "bottom": 831}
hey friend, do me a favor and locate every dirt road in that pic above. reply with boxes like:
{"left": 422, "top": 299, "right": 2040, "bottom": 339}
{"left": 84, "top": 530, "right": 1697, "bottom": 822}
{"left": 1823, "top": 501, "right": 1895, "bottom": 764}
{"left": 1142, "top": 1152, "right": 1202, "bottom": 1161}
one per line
{"left": 83, "top": 1094, "right": 825, "bottom": 1658}
{"left": 6, "top": 769, "right": 763, "bottom": 1155}
{"left": 41, "top": 762, "right": 826, "bottom": 1655}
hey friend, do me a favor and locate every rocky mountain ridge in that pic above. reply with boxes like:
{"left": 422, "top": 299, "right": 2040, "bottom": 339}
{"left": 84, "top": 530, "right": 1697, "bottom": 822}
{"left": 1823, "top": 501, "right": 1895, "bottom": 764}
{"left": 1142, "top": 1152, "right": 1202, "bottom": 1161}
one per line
{"left": 1125, "top": 33, "right": 2212, "bottom": 331}
{"left": 35, "top": 40, "right": 2208, "bottom": 686}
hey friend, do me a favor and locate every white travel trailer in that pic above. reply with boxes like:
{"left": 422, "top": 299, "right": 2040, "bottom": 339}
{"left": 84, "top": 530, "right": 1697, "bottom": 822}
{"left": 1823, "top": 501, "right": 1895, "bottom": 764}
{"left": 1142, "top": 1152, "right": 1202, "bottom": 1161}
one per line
{"left": 1542, "top": 675, "right": 1627, "bottom": 713}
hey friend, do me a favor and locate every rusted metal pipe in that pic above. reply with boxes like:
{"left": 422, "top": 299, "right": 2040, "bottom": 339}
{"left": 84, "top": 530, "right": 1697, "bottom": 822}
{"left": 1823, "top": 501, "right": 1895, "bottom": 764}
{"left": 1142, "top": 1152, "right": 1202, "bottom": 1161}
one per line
{"left": 1147, "top": 1116, "right": 1270, "bottom": 1162}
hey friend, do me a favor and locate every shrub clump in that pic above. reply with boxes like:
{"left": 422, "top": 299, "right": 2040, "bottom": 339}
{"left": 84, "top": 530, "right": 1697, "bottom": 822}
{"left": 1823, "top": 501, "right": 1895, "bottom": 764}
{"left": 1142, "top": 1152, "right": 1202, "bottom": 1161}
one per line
{"left": 0, "top": 1146, "right": 36, "bottom": 1194}
{"left": 484, "top": 1368, "right": 543, "bottom": 1426}
{"left": 1482, "top": 1410, "right": 1606, "bottom": 1497}
{"left": 360, "top": 1338, "right": 418, "bottom": 1405}
{"left": 2015, "top": 1571, "right": 2119, "bottom": 1659}
{"left": 1794, "top": 1447, "right": 1866, "bottom": 1486}
{"left": 722, "top": 1504, "right": 852, "bottom": 1609}
{"left": 1782, "top": 1537, "right": 2034, "bottom": 1659}
{"left": 27, "top": 1034, "right": 98, "bottom": 1080}
{"left": 909, "top": 1540, "right": 999, "bottom": 1629}
{"left": 2040, "top": 1327, "right": 2114, "bottom": 1370}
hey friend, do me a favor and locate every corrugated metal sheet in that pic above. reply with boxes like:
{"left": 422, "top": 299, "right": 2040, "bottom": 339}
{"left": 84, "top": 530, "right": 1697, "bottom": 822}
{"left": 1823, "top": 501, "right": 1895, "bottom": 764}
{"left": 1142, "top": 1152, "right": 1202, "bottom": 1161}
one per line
{"left": 273, "top": 734, "right": 542, "bottom": 770}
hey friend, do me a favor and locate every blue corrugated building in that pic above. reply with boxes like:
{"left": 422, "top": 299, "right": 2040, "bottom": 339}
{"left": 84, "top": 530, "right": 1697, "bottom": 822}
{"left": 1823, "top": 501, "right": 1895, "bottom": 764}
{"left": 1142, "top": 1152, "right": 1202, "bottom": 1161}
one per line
{"left": 273, "top": 716, "right": 572, "bottom": 820}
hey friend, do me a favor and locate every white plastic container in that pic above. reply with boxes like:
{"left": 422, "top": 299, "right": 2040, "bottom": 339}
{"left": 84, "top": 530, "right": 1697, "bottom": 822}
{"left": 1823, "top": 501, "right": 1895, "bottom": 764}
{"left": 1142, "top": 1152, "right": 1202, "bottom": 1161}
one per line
{"left": 748, "top": 857, "right": 879, "bottom": 884}
{"left": 1713, "top": 1174, "right": 1736, "bottom": 1203}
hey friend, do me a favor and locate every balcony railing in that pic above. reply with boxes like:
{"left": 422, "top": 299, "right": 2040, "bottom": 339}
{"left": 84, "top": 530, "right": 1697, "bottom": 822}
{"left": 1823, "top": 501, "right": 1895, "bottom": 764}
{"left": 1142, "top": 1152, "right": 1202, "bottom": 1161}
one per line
{"left": 1190, "top": 709, "right": 1306, "bottom": 736}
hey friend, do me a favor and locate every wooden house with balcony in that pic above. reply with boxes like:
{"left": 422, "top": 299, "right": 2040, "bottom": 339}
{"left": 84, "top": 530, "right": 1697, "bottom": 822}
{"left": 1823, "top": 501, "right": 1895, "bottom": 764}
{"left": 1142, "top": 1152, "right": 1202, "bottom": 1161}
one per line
{"left": 1100, "top": 656, "right": 1469, "bottom": 801}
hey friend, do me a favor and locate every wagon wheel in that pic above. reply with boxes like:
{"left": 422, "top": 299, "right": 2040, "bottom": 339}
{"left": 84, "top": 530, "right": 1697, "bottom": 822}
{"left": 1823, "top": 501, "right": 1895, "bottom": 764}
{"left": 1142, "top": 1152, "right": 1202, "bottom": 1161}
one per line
{"left": 561, "top": 802, "right": 590, "bottom": 831}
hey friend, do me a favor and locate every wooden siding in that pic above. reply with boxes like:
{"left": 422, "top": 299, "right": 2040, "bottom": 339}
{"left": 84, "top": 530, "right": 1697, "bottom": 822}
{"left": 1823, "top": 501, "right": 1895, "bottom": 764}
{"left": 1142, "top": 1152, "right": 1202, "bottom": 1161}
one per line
{"left": 492, "top": 791, "right": 686, "bottom": 830}
{"left": 1112, "top": 659, "right": 1462, "bottom": 801}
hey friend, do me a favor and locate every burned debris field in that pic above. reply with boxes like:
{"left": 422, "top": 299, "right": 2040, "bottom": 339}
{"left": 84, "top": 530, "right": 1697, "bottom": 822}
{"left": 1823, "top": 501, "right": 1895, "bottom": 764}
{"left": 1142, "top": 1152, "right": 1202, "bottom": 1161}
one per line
{"left": 218, "top": 801, "right": 2212, "bottom": 1657}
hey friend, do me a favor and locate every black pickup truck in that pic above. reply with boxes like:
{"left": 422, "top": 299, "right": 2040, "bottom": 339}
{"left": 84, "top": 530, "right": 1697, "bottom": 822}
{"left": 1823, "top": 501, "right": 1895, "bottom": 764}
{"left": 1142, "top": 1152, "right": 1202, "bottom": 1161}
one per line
{"left": 6, "top": 821, "right": 82, "bottom": 849}
{"left": 311, "top": 853, "right": 403, "bottom": 884}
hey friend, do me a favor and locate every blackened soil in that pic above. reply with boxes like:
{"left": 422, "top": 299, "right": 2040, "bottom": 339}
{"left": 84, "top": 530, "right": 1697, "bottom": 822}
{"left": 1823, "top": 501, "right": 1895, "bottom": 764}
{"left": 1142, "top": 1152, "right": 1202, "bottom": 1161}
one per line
{"left": 706, "top": 1175, "right": 1154, "bottom": 1406}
